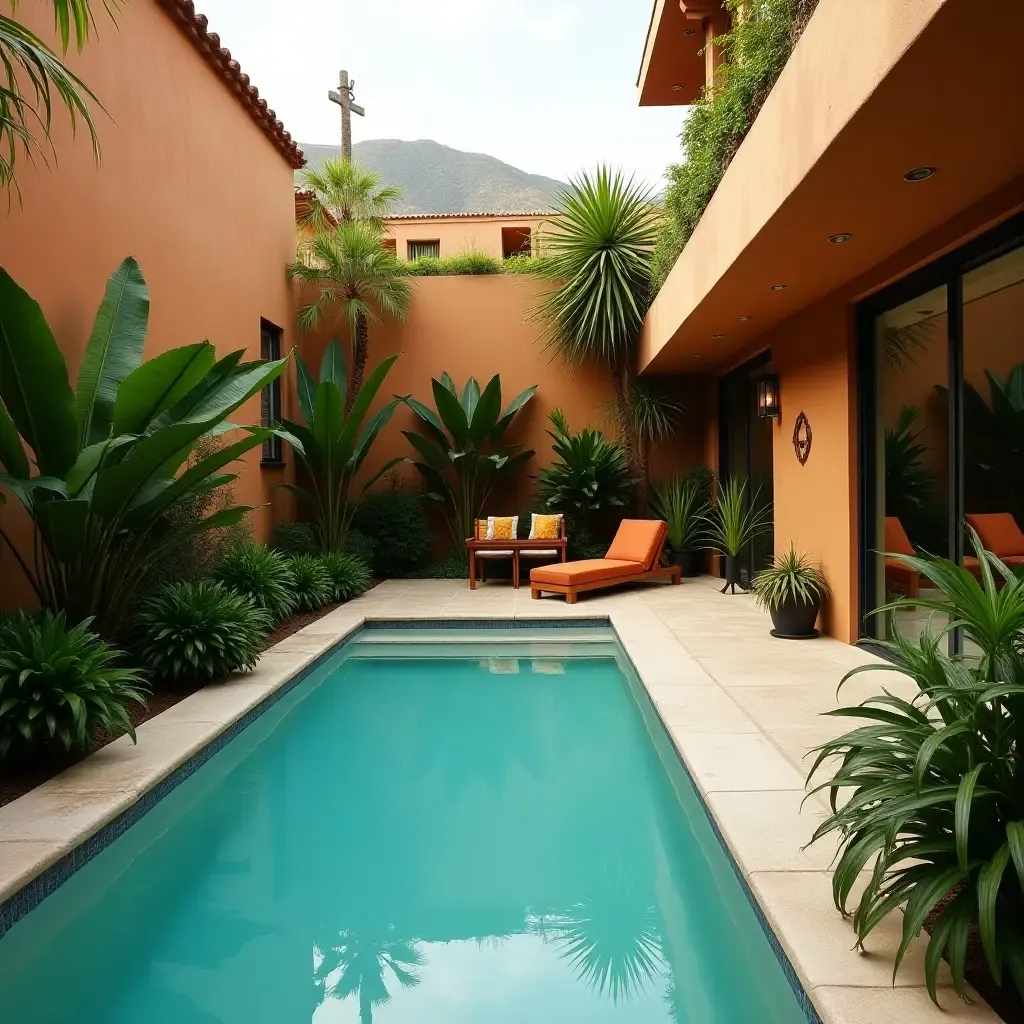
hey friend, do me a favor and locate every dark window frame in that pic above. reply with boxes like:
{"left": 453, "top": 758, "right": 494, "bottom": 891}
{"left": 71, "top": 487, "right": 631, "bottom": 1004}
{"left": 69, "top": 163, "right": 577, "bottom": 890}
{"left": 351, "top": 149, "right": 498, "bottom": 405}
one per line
{"left": 260, "top": 319, "right": 284, "bottom": 467}
{"left": 855, "top": 211, "right": 1024, "bottom": 647}
{"left": 407, "top": 239, "right": 440, "bottom": 260}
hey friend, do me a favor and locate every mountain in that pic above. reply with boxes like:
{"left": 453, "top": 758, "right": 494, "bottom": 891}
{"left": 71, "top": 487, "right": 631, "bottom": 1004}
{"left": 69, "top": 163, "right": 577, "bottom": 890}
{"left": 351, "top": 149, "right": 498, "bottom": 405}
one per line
{"left": 295, "top": 139, "right": 566, "bottom": 216}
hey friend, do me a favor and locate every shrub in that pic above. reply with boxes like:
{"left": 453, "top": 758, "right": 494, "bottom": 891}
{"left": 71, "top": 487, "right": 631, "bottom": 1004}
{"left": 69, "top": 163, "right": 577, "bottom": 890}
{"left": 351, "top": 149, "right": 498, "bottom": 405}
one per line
{"left": 212, "top": 544, "right": 297, "bottom": 622}
{"left": 750, "top": 544, "right": 828, "bottom": 611}
{"left": 406, "top": 249, "right": 503, "bottom": 276}
{"left": 502, "top": 252, "right": 553, "bottom": 275}
{"left": 272, "top": 521, "right": 318, "bottom": 557}
{"left": 320, "top": 553, "right": 372, "bottom": 601}
{"left": 651, "top": 475, "right": 708, "bottom": 554}
{"left": 344, "top": 528, "right": 376, "bottom": 567}
{"left": 411, "top": 552, "right": 469, "bottom": 579}
{"left": 352, "top": 490, "right": 431, "bottom": 577}
{"left": 654, "top": 0, "right": 820, "bottom": 286}
{"left": 0, "top": 611, "right": 147, "bottom": 758}
{"left": 809, "top": 534, "right": 1024, "bottom": 1004}
{"left": 289, "top": 555, "right": 334, "bottom": 611}
{"left": 136, "top": 582, "right": 271, "bottom": 686}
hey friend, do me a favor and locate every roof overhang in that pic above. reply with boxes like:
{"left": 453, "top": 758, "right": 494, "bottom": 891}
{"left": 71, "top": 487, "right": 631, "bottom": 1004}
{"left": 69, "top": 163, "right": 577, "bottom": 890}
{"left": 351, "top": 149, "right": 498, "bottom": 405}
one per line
{"left": 639, "top": 0, "right": 1024, "bottom": 373}
{"left": 636, "top": 0, "right": 727, "bottom": 106}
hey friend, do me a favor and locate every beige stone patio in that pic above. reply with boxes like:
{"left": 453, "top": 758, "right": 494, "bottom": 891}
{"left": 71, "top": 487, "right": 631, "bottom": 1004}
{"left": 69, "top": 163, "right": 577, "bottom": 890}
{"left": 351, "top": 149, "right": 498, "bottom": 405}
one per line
{"left": 0, "top": 575, "right": 999, "bottom": 1023}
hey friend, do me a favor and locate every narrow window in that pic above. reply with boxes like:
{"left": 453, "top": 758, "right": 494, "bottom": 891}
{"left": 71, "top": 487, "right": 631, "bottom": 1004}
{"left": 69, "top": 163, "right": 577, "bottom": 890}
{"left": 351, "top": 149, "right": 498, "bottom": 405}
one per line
{"left": 260, "top": 320, "right": 284, "bottom": 466}
{"left": 381, "top": 237, "right": 397, "bottom": 254}
{"left": 408, "top": 240, "right": 440, "bottom": 260}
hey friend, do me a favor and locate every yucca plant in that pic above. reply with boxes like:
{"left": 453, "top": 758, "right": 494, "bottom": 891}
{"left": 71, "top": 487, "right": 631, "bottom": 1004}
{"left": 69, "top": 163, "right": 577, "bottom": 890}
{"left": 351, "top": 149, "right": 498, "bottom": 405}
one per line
{"left": 808, "top": 531, "right": 1024, "bottom": 1004}
{"left": 704, "top": 476, "right": 772, "bottom": 593}
{"left": 0, "top": 257, "right": 287, "bottom": 638}
{"left": 289, "top": 555, "right": 334, "bottom": 611}
{"left": 650, "top": 475, "right": 708, "bottom": 555}
{"left": 0, "top": 610, "right": 146, "bottom": 758}
{"left": 212, "top": 544, "right": 297, "bottom": 622}
{"left": 536, "top": 409, "right": 631, "bottom": 534}
{"left": 751, "top": 545, "right": 829, "bottom": 610}
{"left": 277, "top": 340, "right": 401, "bottom": 553}
{"left": 320, "top": 552, "right": 371, "bottom": 602}
{"left": 136, "top": 581, "right": 271, "bottom": 685}
{"left": 401, "top": 372, "right": 537, "bottom": 555}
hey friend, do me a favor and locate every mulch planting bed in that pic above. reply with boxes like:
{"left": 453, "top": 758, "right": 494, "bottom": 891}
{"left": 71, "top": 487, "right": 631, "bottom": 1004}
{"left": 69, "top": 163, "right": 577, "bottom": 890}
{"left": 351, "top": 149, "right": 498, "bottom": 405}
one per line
{"left": 0, "top": 591, "right": 373, "bottom": 810}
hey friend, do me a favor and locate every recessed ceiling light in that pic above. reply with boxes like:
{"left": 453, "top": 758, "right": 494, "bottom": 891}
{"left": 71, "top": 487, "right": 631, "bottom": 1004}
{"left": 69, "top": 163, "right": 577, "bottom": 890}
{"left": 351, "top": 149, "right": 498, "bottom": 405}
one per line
{"left": 904, "top": 166, "right": 936, "bottom": 182}
{"left": 691, "top": 355, "right": 702, "bottom": 360}
{"left": 738, "top": 315, "right": 752, "bottom": 322}
{"left": 683, "top": 28, "right": 697, "bottom": 36}
{"left": 828, "top": 232, "right": 853, "bottom": 244}
{"left": 917, "top": 309, "right": 934, "bottom": 316}
{"left": 712, "top": 333, "right": 726, "bottom": 339}
{"left": 770, "top": 284, "right": 787, "bottom": 291}
{"left": 671, "top": 83, "right": 684, "bottom": 92}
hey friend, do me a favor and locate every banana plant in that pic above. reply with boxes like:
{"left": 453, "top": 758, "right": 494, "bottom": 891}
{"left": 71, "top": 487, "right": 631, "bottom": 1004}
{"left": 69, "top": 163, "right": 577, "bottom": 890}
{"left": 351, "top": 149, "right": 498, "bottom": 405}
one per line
{"left": 401, "top": 373, "right": 537, "bottom": 554}
{"left": 0, "top": 257, "right": 288, "bottom": 638}
{"left": 275, "top": 339, "right": 401, "bottom": 554}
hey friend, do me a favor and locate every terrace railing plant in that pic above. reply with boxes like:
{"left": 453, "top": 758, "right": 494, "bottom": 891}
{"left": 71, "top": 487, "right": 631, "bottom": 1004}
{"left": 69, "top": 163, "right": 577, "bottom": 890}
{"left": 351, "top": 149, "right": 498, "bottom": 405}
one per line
{"left": 401, "top": 373, "right": 537, "bottom": 555}
{"left": 277, "top": 339, "right": 401, "bottom": 554}
{"left": 808, "top": 532, "right": 1024, "bottom": 1005}
{"left": 0, "top": 257, "right": 286, "bottom": 638}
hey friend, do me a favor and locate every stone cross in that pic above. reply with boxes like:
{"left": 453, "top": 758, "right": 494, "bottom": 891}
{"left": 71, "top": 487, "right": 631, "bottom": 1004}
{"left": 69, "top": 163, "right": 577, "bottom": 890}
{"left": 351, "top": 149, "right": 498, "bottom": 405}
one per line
{"left": 328, "top": 70, "right": 364, "bottom": 160}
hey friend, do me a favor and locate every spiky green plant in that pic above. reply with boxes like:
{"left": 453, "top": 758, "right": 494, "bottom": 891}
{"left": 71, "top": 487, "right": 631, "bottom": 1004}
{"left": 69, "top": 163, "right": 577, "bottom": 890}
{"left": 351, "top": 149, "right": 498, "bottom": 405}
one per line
{"left": 136, "top": 581, "right": 271, "bottom": 686}
{"left": 750, "top": 544, "right": 829, "bottom": 611}
{"left": 296, "top": 156, "right": 401, "bottom": 233}
{"left": 650, "top": 475, "right": 708, "bottom": 554}
{"left": 319, "top": 552, "right": 371, "bottom": 602}
{"left": 0, "top": 610, "right": 146, "bottom": 758}
{"left": 808, "top": 531, "right": 1024, "bottom": 1004}
{"left": 704, "top": 477, "right": 772, "bottom": 557}
{"left": 289, "top": 555, "right": 333, "bottom": 612}
{"left": 212, "top": 544, "right": 297, "bottom": 622}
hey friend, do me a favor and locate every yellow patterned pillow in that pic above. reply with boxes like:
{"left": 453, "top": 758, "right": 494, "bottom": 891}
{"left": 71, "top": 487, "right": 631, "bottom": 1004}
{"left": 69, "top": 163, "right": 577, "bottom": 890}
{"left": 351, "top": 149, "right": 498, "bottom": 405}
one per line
{"left": 531, "top": 513, "right": 562, "bottom": 539}
{"left": 488, "top": 516, "right": 516, "bottom": 540}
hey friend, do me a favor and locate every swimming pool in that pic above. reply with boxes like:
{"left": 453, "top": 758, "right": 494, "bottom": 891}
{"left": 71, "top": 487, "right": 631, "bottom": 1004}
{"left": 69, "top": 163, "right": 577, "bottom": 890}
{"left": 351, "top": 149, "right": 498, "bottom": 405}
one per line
{"left": 0, "top": 626, "right": 812, "bottom": 1023}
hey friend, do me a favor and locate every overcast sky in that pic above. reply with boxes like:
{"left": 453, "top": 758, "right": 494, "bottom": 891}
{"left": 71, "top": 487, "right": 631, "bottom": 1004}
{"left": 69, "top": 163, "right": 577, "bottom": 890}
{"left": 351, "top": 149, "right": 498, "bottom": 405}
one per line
{"left": 193, "top": 0, "right": 687, "bottom": 186}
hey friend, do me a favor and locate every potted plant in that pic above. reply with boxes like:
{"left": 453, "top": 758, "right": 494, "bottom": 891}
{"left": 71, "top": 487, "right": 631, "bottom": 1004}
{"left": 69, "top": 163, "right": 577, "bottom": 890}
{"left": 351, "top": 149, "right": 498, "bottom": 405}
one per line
{"left": 704, "top": 477, "right": 772, "bottom": 593}
{"left": 750, "top": 545, "right": 829, "bottom": 638}
{"left": 651, "top": 474, "right": 708, "bottom": 576}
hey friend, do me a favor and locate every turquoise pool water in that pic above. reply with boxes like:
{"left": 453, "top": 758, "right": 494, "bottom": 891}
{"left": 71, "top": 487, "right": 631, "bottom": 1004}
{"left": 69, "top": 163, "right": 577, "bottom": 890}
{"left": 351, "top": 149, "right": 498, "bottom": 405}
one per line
{"left": 0, "top": 630, "right": 809, "bottom": 1023}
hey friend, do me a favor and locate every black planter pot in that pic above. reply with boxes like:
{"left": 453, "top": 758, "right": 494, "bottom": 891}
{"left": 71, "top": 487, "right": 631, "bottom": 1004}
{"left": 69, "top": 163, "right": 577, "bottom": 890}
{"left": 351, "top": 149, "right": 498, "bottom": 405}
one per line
{"left": 768, "top": 595, "right": 821, "bottom": 639}
{"left": 720, "top": 554, "right": 747, "bottom": 594}
{"left": 668, "top": 549, "right": 704, "bottom": 577}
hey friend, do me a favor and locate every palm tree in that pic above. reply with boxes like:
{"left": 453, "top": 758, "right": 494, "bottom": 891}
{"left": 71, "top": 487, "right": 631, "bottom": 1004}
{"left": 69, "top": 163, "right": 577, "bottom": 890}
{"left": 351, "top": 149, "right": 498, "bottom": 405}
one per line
{"left": 298, "top": 156, "right": 401, "bottom": 232}
{"left": 1, "top": 0, "right": 106, "bottom": 189}
{"left": 534, "top": 166, "right": 658, "bottom": 506}
{"left": 288, "top": 221, "right": 411, "bottom": 407}
{"left": 314, "top": 928, "right": 425, "bottom": 1023}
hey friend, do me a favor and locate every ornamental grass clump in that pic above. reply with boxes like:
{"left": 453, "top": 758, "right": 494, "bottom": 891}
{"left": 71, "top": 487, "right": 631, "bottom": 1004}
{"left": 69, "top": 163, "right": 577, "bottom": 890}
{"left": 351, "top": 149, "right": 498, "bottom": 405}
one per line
{"left": 289, "top": 555, "right": 334, "bottom": 611}
{"left": 808, "top": 531, "right": 1024, "bottom": 1004}
{"left": 0, "top": 611, "right": 147, "bottom": 758}
{"left": 319, "top": 552, "right": 371, "bottom": 602}
{"left": 212, "top": 543, "right": 297, "bottom": 622}
{"left": 750, "top": 544, "right": 829, "bottom": 610}
{"left": 136, "top": 581, "right": 271, "bottom": 685}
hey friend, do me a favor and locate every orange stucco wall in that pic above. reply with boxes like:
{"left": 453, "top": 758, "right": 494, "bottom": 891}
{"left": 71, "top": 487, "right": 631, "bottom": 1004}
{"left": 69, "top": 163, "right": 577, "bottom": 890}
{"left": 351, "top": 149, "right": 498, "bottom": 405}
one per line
{"left": 384, "top": 216, "right": 555, "bottom": 261}
{"left": 0, "top": 0, "right": 297, "bottom": 602}
{"left": 299, "top": 275, "right": 706, "bottom": 548}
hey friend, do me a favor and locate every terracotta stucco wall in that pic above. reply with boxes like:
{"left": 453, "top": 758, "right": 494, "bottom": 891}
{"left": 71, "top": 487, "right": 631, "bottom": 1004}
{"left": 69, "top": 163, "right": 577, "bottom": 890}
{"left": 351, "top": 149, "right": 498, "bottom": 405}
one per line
{"left": 0, "top": 0, "right": 297, "bottom": 602}
{"left": 384, "top": 217, "right": 554, "bottom": 261}
{"left": 299, "top": 275, "right": 706, "bottom": 549}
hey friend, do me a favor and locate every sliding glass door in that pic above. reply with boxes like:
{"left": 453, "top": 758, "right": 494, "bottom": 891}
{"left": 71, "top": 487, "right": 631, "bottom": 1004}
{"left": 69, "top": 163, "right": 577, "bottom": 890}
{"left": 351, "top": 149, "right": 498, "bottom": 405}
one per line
{"left": 858, "top": 214, "right": 1024, "bottom": 645}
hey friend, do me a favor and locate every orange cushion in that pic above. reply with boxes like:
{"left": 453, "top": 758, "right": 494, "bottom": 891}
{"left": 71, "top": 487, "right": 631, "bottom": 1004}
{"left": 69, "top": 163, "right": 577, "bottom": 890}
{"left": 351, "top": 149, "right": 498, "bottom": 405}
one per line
{"left": 964, "top": 554, "right": 1024, "bottom": 569}
{"left": 604, "top": 520, "right": 667, "bottom": 570}
{"left": 966, "top": 514, "right": 1024, "bottom": 556}
{"left": 530, "top": 559, "right": 644, "bottom": 586}
{"left": 884, "top": 517, "right": 915, "bottom": 557}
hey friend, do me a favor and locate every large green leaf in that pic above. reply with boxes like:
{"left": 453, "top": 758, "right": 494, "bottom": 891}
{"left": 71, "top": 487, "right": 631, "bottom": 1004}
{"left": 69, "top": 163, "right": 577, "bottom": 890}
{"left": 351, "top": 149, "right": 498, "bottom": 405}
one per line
{"left": 468, "top": 374, "right": 502, "bottom": 443}
{"left": 0, "top": 267, "right": 78, "bottom": 477}
{"left": 313, "top": 381, "right": 344, "bottom": 457}
{"left": 494, "top": 384, "right": 538, "bottom": 437}
{"left": 112, "top": 343, "right": 215, "bottom": 436}
{"left": 320, "top": 337, "right": 347, "bottom": 394}
{"left": 335, "top": 354, "right": 399, "bottom": 457}
{"left": 399, "top": 394, "right": 447, "bottom": 446}
{"left": 35, "top": 499, "right": 89, "bottom": 562}
{"left": 147, "top": 350, "right": 243, "bottom": 432}
{"left": 297, "top": 356, "right": 318, "bottom": 428}
{"left": 177, "top": 357, "right": 288, "bottom": 427}
{"left": 76, "top": 258, "right": 150, "bottom": 447}
{"left": 0, "top": 400, "right": 28, "bottom": 478}
{"left": 350, "top": 400, "right": 398, "bottom": 476}
{"left": 432, "top": 376, "right": 469, "bottom": 445}
{"left": 460, "top": 377, "right": 480, "bottom": 423}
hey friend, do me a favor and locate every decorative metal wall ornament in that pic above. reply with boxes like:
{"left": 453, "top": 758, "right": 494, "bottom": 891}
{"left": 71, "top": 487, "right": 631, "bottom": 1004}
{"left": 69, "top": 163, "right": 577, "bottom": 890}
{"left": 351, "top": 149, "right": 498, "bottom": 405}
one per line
{"left": 792, "top": 411, "right": 812, "bottom": 464}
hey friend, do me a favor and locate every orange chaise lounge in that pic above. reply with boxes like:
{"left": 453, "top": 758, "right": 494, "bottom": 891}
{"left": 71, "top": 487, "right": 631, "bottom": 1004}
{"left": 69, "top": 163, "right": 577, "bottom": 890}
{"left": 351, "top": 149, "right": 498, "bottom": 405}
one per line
{"left": 965, "top": 513, "right": 1024, "bottom": 571}
{"left": 530, "top": 519, "right": 681, "bottom": 603}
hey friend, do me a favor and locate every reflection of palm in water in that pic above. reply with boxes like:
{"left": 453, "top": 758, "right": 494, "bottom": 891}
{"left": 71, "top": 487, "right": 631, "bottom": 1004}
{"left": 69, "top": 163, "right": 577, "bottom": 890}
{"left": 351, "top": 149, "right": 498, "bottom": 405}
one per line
{"left": 314, "top": 929, "right": 425, "bottom": 1023}
{"left": 530, "top": 863, "right": 667, "bottom": 1004}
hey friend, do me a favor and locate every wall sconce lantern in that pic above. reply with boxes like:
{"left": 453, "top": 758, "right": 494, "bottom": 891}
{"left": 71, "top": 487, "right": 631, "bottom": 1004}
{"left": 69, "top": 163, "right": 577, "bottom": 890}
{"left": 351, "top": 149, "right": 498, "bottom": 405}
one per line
{"left": 756, "top": 374, "right": 780, "bottom": 419}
